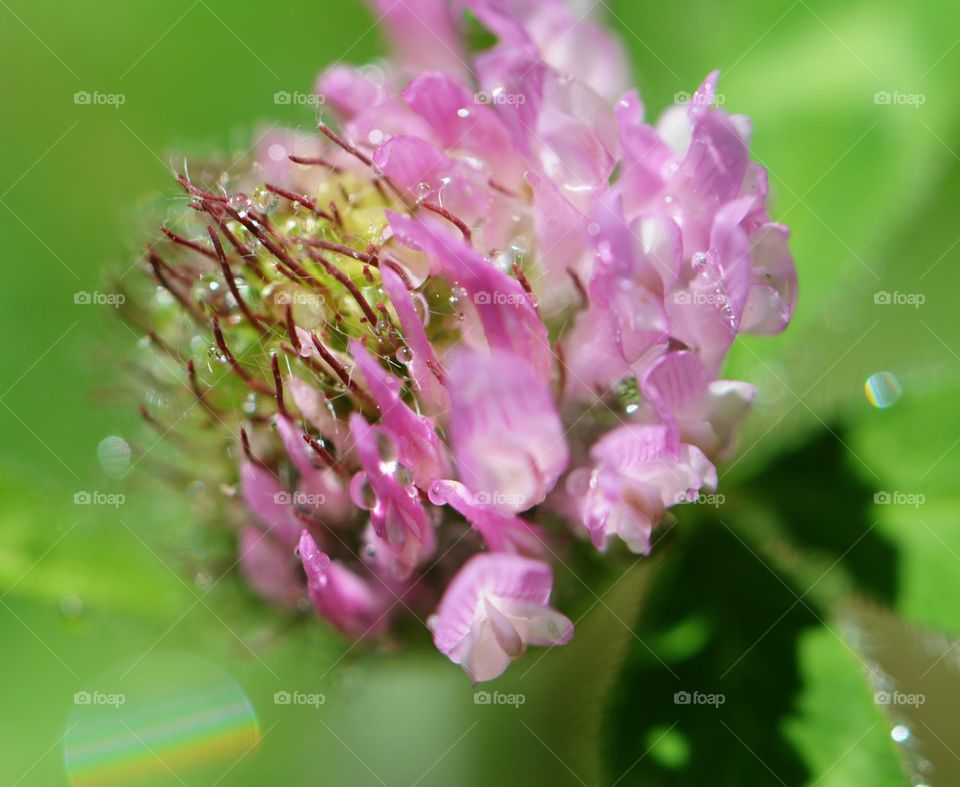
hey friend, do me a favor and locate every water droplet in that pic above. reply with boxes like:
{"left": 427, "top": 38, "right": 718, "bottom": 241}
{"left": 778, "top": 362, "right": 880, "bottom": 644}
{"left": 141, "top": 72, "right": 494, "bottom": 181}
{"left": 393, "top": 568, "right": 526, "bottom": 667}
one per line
{"left": 865, "top": 371, "right": 902, "bottom": 409}
{"left": 97, "top": 436, "right": 131, "bottom": 479}
{"left": 368, "top": 128, "right": 384, "bottom": 145}
{"left": 396, "top": 465, "right": 414, "bottom": 489}
{"left": 229, "top": 193, "right": 252, "bottom": 214}
{"left": 891, "top": 724, "right": 911, "bottom": 743}
{"left": 60, "top": 594, "right": 84, "bottom": 618}
{"left": 457, "top": 107, "right": 470, "bottom": 118}
{"left": 375, "top": 431, "right": 399, "bottom": 474}
{"left": 450, "top": 285, "right": 468, "bottom": 304}
{"left": 251, "top": 185, "right": 278, "bottom": 213}
{"left": 356, "top": 477, "right": 378, "bottom": 509}
{"left": 395, "top": 346, "right": 413, "bottom": 364}
{"left": 413, "top": 293, "right": 430, "bottom": 328}
{"left": 375, "top": 319, "right": 390, "bottom": 336}
{"left": 267, "top": 143, "right": 287, "bottom": 162}
{"left": 691, "top": 252, "right": 709, "bottom": 269}
{"left": 194, "top": 572, "right": 213, "bottom": 592}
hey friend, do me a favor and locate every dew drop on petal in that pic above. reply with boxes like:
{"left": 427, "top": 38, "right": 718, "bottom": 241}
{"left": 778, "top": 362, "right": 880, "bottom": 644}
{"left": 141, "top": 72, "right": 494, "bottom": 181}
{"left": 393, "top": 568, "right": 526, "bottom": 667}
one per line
{"left": 97, "top": 436, "right": 131, "bottom": 479}
{"left": 865, "top": 371, "right": 902, "bottom": 409}
{"left": 375, "top": 431, "right": 399, "bottom": 474}
{"left": 356, "top": 477, "right": 378, "bottom": 509}
{"left": 395, "top": 345, "right": 413, "bottom": 364}
{"left": 368, "top": 129, "right": 384, "bottom": 145}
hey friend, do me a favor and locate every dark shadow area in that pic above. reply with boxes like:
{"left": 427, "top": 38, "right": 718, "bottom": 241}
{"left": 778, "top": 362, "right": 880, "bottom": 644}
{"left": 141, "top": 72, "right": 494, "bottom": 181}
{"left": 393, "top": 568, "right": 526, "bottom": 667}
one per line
{"left": 602, "top": 427, "right": 900, "bottom": 785}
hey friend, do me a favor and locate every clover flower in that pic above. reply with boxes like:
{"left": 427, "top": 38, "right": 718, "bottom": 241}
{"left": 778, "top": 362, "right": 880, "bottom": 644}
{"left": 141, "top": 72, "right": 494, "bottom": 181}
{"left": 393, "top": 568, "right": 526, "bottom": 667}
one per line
{"left": 129, "top": 0, "right": 796, "bottom": 682}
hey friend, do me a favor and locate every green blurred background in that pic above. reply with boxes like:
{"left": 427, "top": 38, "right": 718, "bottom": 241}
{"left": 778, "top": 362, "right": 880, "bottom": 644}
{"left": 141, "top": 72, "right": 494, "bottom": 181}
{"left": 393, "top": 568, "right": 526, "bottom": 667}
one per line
{"left": 2, "top": 0, "right": 959, "bottom": 784}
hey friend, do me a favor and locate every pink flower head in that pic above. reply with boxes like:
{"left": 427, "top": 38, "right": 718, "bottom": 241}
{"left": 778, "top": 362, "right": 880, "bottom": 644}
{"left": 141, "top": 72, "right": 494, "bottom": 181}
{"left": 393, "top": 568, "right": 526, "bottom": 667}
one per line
{"left": 130, "top": 0, "right": 796, "bottom": 680}
{"left": 430, "top": 553, "right": 573, "bottom": 683}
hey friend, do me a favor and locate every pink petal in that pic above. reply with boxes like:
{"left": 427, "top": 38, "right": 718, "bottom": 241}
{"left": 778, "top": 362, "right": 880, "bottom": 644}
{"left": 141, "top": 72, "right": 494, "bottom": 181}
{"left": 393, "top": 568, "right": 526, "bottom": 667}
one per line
{"left": 240, "top": 460, "right": 301, "bottom": 547}
{"left": 299, "top": 530, "right": 390, "bottom": 638}
{"left": 446, "top": 349, "right": 567, "bottom": 513}
{"left": 380, "top": 264, "right": 449, "bottom": 414}
{"left": 368, "top": 0, "right": 467, "bottom": 76}
{"left": 373, "top": 135, "right": 492, "bottom": 227}
{"left": 388, "top": 212, "right": 552, "bottom": 377}
{"left": 238, "top": 527, "right": 301, "bottom": 608}
{"left": 428, "top": 479, "right": 548, "bottom": 557}
{"left": 402, "top": 72, "right": 525, "bottom": 190}
{"left": 430, "top": 553, "right": 572, "bottom": 682}
{"left": 349, "top": 413, "right": 435, "bottom": 580}
{"left": 350, "top": 339, "right": 450, "bottom": 487}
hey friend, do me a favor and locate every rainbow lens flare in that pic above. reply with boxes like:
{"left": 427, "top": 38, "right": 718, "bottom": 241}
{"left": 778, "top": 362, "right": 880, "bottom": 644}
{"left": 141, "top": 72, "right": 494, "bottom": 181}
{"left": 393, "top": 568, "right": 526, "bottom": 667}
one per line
{"left": 64, "top": 654, "right": 260, "bottom": 786}
{"left": 864, "top": 371, "right": 903, "bottom": 409}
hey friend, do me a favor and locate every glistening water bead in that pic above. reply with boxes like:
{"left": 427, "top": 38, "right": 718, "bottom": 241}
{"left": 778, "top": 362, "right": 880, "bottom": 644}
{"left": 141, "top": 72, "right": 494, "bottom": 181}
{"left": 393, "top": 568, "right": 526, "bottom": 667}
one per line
{"left": 865, "top": 371, "right": 903, "bottom": 409}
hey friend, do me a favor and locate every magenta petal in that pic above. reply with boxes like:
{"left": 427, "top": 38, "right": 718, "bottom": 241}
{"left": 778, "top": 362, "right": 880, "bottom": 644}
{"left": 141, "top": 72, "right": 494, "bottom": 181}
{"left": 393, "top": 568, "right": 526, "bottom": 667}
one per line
{"left": 380, "top": 264, "right": 449, "bottom": 414}
{"left": 240, "top": 460, "right": 300, "bottom": 547}
{"left": 349, "top": 413, "right": 435, "bottom": 580}
{"left": 446, "top": 350, "right": 567, "bottom": 513}
{"left": 402, "top": 72, "right": 525, "bottom": 190}
{"left": 368, "top": 0, "right": 466, "bottom": 76}
{"left": 315, "top": 64, "right": 385, "bottom": 123}
{"left": 299, "top": 530, "right": 390, "bottom": 638}
{"left": 429, "top": 479, "right": 548, "bottom": 557}
{"left": 350, "top": 339, "right": 450, "bottom": 487}
{"left": 388, "top": 212, "right": 552, "bottom": 377}
{"left": 578, "top": 424, "right": 717, "bottom": 553}
{"left": 563, "top": 195, "right": 669, "bottom": 397}
{"left": 641, "top": 351, "right": 711, "bottom": 420}
{"left": 373, "top": 134, "right": 492, "bottom": 227}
